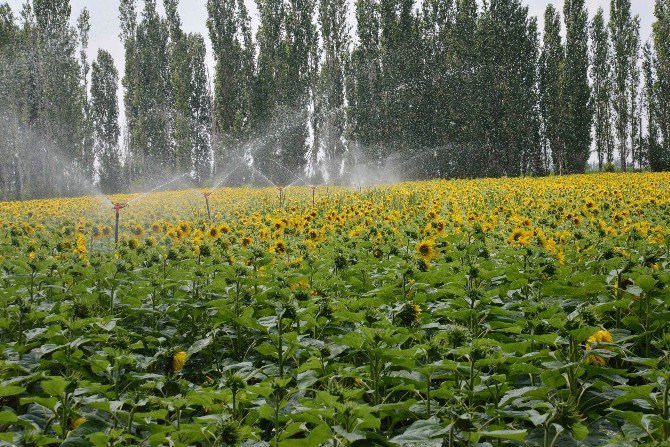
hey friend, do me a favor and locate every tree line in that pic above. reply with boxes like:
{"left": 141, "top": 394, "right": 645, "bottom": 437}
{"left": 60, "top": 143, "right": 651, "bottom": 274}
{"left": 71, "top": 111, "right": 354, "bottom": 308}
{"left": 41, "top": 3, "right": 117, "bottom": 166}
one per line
{"left": 0, "top": 0, "right": 669, "bottom": 200}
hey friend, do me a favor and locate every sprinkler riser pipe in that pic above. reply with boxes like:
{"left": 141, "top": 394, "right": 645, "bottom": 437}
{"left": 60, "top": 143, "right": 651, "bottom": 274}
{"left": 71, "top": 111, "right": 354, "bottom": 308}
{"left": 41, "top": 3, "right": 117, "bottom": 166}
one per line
{"left": 205, "top": 196, "right": 211, "bottom": 220}
{"left": 114, "top": 210, "right": 120, "bottom": 245}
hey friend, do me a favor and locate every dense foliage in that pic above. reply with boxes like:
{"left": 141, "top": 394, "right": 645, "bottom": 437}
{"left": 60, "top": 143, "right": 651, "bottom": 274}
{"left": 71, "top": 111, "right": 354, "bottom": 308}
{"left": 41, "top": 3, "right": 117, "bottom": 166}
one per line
{"left": 1, "top": 173, "right": 669, "bottom": 446}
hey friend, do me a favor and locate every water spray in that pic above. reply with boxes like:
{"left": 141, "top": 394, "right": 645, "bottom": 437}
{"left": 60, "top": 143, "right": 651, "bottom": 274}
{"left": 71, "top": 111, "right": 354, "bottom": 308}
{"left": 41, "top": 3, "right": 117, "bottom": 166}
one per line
{"left": 112, "top": 202, "right": 128, "bottom": 245}
{"left": 202, "top": 192, "right": 212, "bottom": 220}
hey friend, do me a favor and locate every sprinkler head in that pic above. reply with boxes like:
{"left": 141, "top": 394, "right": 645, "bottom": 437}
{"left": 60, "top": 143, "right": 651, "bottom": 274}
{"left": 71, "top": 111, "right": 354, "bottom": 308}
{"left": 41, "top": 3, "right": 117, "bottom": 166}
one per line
{"left": 202, "top": 192, "right": 212, "bottom": 198}
{"left": 113, "top": 202, "right": 128, "bottom": 212}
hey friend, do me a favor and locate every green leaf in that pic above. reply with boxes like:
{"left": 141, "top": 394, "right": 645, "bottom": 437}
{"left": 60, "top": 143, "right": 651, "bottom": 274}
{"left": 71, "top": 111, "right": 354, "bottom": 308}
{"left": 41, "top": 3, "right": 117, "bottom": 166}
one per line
{"left": 0, "top": 410, "right": 19, "bottom": 424}
{"left": 391, "top": 417, "right": 448, "bottom": 445}
{"left": 477, "top": 429, "right": 527, "bottom": 442}
{"left": 0, "top": 385, "right": 25, "bottom": 398}
{"left": 41, "top": 377, "right": 70, "bottom": 397}
{"left": 572, "top": 423, "right": 588, "bottom": 441}
{"left": 187, "top": 336, "right": 212, "bottom": 356}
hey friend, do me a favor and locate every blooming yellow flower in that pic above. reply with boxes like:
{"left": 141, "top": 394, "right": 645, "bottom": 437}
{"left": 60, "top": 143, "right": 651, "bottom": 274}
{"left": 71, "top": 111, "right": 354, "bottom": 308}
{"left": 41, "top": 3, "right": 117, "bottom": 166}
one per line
{"left": 273, "top": 239, "right": 286, "bottom": 253}
{"left": 417, "top": 239, "right": 435, "bottom": 258}
{"left": 74, "top": 233, "right": 87, "bottom": 259}
{"left": 585, "top": 330, "right": 614, "bottom": 366}
{"left": 172, "top": 351, "right": 187, "bottom": 372}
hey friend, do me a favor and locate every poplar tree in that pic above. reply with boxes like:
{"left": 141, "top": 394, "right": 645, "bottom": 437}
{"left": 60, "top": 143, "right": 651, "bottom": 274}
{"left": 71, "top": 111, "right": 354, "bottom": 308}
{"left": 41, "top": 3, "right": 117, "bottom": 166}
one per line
{"left": 563, "top": 0, "right": 592, "bottom": 174}
{"left": 610, "top": 0, "right": 639, "bottom": 171}
{"left": 591, "top": 7, "right": 614, "bottom": 170}
{"left": 0, "top": 3, "right": 17, "bottom": 199}
{"left": 347, "top": 0, "right": 382, "bottom": 166}
{"left": 315, "top": 0, "right": 349, "bottom": 181}
{"left": 77, "top": 8, "right": 94, "bottom": 181}
{"left": 653, "top": 0, "right": 670, "bottom": 168}
{"left": 189, "top": 34, "right": 212, "bottom": 184}
{"left": 119, "top": 0, "right": 139, "bottom": 183}
{"left": 540, "top": 5, "right": 565, "bottom": 174}
{"left": 642, "top": 42, "right": 663, "bottom": 170}
{"left": 164, "top": 0, "right": 192, "bottom": 175}
{"left": 91, "top": 49, "right": 122, "bottom": 193}
{"left": 477, "top": 0, "right": 540, "bottom": 177}
{"left": 207, "top": 0, "right": 254, "bottom": 180}
{"left": 628, "top": 20, "right": 641, "bottom": 168}
{"left": 280, "top": 0, "right": 317, "bottom": 183}
{"left": 134, "top": 0, "right": 171, "bottom": 180}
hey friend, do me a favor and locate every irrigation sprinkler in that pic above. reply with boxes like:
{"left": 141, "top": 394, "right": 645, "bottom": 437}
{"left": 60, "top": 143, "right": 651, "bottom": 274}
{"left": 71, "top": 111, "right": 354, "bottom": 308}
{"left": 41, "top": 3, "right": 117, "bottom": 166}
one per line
{"left": 311, "top": 185, "right": 316, "bottom": 207}
{"left": 277, "top": 187, "right": 285, "bottom": 207}
{"left": 202, "top": 192, "right": 212, "bottom": 220}
{"left": 112, "top": 202, "right": 128, "bottom": 245}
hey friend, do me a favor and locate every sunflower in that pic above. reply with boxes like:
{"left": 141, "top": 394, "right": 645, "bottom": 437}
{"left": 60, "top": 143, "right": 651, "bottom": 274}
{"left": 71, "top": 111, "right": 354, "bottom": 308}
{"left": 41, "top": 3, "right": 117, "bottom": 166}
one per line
{"left": 219, "top": 223, "right": 231, "bottom": 234}
{"left": 132, "top": 225, "right": 143, "bottom": 237}
{"left": 102, "top": 226, "right": 112, "bottom": 237}
{"left": 274, "top": 239, "right": 286, "bottom": 253}
{"left": 241, "top": 236, "right": 253, "bottom": 247}
{"left": 172, "top": 351, "right": 187, "bottom": 373}
{"left": 417, "top": 239, "right": 435, "bottom": 258}
{"left": 507, "top": 228, "right": 530, "bottom": 246}
{"left": 74, "top": 233, "right": 87, "bottom": 258}
{"left": 208, "top": 226, "right": 220, "bottom": 239}
{"left": 585, "top": 329, "right": 614, "bottom": 366}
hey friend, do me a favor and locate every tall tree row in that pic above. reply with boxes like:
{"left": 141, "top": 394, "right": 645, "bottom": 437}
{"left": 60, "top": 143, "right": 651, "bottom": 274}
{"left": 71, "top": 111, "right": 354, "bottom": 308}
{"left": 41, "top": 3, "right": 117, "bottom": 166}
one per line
{"left": 652, "top": 0, "right": 670, "bottom": 170}
{"left": 120, "top": 0, "right": 211, "bottom": 187}
{"left": 0, "top": 0, "right": 89, "bottom": 200}
{"left": 2, "top": 0, "right": 670, "bottom": 201}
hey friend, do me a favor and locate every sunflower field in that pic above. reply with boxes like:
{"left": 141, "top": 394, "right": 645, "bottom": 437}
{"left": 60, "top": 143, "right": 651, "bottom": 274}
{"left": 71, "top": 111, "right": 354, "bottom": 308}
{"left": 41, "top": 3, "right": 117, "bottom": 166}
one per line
{"left": 1, "top": 173, "right": 669, "bottom": 447}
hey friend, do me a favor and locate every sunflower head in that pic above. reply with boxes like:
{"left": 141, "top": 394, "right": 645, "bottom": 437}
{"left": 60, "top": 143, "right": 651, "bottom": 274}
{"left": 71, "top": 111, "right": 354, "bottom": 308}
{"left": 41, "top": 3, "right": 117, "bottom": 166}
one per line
{"left": 585, "top": 329, "right": 614, "bottom": 366}
{"left": 417, "top": 239, "right": 434, "bottom": 258}
{"left": 172, "top": 351, "right": 187, "bottom": 373}
{"left": 273, "top": 239, "right": 286, "bottom": 253}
